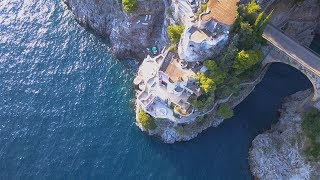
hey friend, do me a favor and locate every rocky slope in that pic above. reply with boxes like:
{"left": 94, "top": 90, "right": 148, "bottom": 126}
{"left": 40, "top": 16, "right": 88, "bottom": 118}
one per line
{"left": 63, "top": 0, "right": 166, "bottom": 59}
{"left": 268, "top": 0, "right": 320, "bottom": 46}
{"left": 249, "top": 90, "right": 320, "bottom": 179}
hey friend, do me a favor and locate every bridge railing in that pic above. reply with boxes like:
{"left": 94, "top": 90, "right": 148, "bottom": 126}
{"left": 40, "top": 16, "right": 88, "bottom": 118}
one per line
{"left": 265, "top": 23, "right": 320, "bottom": 57}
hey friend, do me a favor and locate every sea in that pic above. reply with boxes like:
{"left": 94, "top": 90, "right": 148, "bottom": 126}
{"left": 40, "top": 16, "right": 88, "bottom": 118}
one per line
{"left": 0, "top": 0, "right": 318, "bottom": 179}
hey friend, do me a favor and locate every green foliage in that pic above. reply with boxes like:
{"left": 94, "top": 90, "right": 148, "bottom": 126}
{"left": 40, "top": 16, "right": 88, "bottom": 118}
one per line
{"left": 198, "top": 73, "right": 216, "bottom": 93}
{"left": 201, "top": 3, "right": 208, "bottom": 12}
{"left": 167, "top": 25, "right": 185, "bottom": 44}
{"left": 217, "top": 104, "right": 234, "bottom": 119}
{"left": 122, "top": 0, "right": 138, "bottom": 13}
{"left": 204, "top": 60, "right": 218, "bottom": 71}
{"left": 238, "top": 0, "right": 261, "bottom": 24}
{"left": 189, "top": 95, "right": 213, "bottom": 112}
{"left": 238, "top": 22, "right": 255, "bottom": 50}
{"left": 215, "top": 76, "right": 241, "bottom": 99}
{"left": 302, "top": 108, "right": 320, "bottom": 160}
{"left": 138, "top": 111, "right": 157, "bottom": 130}
{"left": 233, "top": 1, "right": 271, "bottom": 50}
{"left": 203, "top": 60, "right": 228, "bottom": 88}
{"left": 168, "top": 44, "right": 177, "bottom": 52}
{"left": 233, "top": 50, "right": 263, "bottom": 75}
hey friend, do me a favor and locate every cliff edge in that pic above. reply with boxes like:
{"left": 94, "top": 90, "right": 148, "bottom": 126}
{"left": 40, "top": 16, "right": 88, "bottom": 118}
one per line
{"left": 63, "top": 0, "right": 166, "bottom": 59}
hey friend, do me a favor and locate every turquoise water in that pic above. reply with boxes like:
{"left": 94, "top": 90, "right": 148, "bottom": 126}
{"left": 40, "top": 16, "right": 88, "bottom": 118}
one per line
{"left": 0, "top": 0, "right": 316, "bottom": 179}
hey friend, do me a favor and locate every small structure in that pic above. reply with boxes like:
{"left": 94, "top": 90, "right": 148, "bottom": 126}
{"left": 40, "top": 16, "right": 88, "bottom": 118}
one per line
{"left": 134, "top": 51, "right": 202, "bottom": 123}
{"left": 178, "top": 0, "right": 239, "bottom": 62}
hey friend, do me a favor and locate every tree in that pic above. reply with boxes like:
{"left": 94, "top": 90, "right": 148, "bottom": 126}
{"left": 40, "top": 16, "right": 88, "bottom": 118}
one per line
{"left": 198, "top": 73, "right": 216, "bottom": 93}
{"left": 238, "top": 22, "right": 255, "bottom": 50}
{"left": 217, "top": 104, "right": 234, "bottom": 119}
{"left": 244, "top": 0, "right": 261, "bottom": 24}
{"left": 233, "top": 50, "right": 263, "bottom": 75}
{"left": 138, "top": 111, "right": 157, "bottom": 130}
{"left": 204, "top": 60, "right": 218, "bottom": 71}
{"left": 167, "top": 25, "right": 185, "bottom": 44}
{"left": 122, "top": 0, "right": 138, "bottom": 13}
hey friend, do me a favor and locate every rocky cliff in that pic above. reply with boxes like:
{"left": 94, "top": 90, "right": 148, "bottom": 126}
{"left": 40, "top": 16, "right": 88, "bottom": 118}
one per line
{"left": 63, "top": 0, "right": 166, "bottom": 59}
{"left": 249, "top": 90, "right": 320, "bottom": 179}
{"left": 268, "top": 0, "right": 320, "bottom": 46}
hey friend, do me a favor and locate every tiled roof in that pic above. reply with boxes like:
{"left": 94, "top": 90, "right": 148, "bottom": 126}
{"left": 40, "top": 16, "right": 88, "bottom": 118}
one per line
{"left": 201, "top": 0, "right": 239, "bottom": 26}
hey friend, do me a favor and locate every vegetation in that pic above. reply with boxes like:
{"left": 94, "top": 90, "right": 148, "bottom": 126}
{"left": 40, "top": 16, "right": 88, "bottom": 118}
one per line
{"left": 302, "top": 108, "right": 320, "bottom": 160}
{"left": 167, "top": 25, "right": 185, "bottom": 44}
{"left": 201, "top": 3, "right": 208, "bottom": 12}
{"left": 198, "top": 60, "right": 228, "bottom": 94}
{"left": 168, "top": 44, "right": 177, "bottom": 52}
{"left": 138, "top": 111, "right": 157, "bottom": 130}
{"left": 189, "top": 1, "right": 270, "bottom": 111}
{"left": 122, "top": 0, "right": 138, "bottom": 13}
{"left": 189, "top": 94, "right": 214, "bottom": 112}
{"left": 217, "top": 104, "right": 234, "bottom": 119}
{"left": 233, "top": 0, "right": 272, "bottom": 49}
{"left": 233, "top": 50, "right": 263, "bottom": 75}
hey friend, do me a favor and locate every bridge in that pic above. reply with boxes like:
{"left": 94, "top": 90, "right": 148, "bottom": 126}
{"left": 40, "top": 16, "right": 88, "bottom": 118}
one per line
{"left": 262, "top": 24, "right": 320, "bottom": 103}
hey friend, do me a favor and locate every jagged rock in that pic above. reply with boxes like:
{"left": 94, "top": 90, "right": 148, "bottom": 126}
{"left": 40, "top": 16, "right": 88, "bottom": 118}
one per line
{"left": 269, "top": 0, "right": 320, "bottom": 46}
{"left": 63, "top": 0, "right": 166, "bottom": 59}
{"left": 249, "top": 90, "right": 320, "bottom": 179}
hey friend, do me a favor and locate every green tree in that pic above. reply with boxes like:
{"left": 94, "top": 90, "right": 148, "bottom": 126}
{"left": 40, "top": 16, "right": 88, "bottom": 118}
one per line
{"left": 204, "top": 60, "right": 218, "bottom": 71}
{"left": 198, "top": 73, "right": 216, "bottom": 93}
{"left": 254, "top": 12, "right": 265, "bottom": 28}
{"left": 167, "top": 25, "right": 185, "bottom": 44}
{"left": 233, "top": 50, "right": 263, "bottom": 75}
{"left": 138, "top": 111, "right": 157, "bottom": 130}
{"left": 238, "top": 22, "right": 255, "bottom": 50}
{"left": 238, "top": 0, "right": 261, "bottom": 24}
{"left": 122, "top": 0, "right": 138, "bottom": 13}
{"left": 217, "top": 104, "right": 234, "bottom": 119}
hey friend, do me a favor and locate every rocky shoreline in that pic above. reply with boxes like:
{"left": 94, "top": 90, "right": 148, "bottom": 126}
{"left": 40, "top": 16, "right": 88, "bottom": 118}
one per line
{"left": 249, "top": 89, "right": 320, "bottom": 179}
{"left": 62, "top": 0, "right": 167, "bottom": 59}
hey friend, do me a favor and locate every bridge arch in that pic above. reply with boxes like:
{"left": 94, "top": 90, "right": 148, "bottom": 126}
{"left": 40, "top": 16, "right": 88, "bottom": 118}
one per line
{"left": 262, "top": 24, "right": 320, "bottom": 102}
{"left": 262, "top": 52, "right": 320, "bottom": 101}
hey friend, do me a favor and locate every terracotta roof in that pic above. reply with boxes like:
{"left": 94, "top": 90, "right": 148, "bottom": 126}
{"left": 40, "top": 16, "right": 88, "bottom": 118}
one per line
{"left": 164, "top": 59, "right": 189, "bottom": 83}
{"left": 201, "top": 0, "right": 239, "bottom": 26}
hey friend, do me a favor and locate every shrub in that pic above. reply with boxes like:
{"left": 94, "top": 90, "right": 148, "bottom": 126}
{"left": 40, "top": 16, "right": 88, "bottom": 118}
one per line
{"left": 167, "top": 25, "right": 185, "bottom": 44}
{"left": 302, "top": 108, "right": 320, "bottom": 160}
{"left": 122, "top": 0, "right": 138, "bottom": 13}
{"left": 138, "top": 111, "right": 157, "bottom": 130}
{"left": 168, "top": 44, "right": 176, "bottom": 52}
{"left": 233, "top": 50, "right": 263, "bottom": 75}
{"left": 217, "top": 104, "right": 234, "bottom": 119}
{"left": 198, "top": 73, "right": 216, "bottom": 93}
{"left": 238, "top": 22, "right": 255, "bottom": 50}
{"left": 201, "top": 3, "right": 208, "bottom": 12}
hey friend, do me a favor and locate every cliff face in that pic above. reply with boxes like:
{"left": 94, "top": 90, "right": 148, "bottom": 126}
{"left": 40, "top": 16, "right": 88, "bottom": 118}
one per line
{"left": 63, "top": 0, "right": 166, "bottom": 59}
{"left": 269, "top": 0, "right": 320, "bottom": 46}
{"left": 249, "top": 90, "right": 320, "bottom": 179}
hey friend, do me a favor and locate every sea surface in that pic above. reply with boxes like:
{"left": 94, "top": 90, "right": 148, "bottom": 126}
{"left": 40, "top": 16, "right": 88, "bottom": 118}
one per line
{"left": 0, "top": 0, "right": 318, "bottom": 179}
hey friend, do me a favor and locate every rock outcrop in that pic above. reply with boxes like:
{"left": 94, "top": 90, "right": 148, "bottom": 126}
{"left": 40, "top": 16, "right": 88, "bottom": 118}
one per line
{"left": 63, "top": 0, "right": 166, "bottom": 59}
{"left": 269, "top": 0, "right": 320, "bottom": 46}
{"left": 249, "top": 90, "right": 320, "bottom": 179}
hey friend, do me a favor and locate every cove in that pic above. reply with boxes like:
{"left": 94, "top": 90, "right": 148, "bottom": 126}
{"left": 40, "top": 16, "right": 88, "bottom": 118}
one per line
{"left": 0, "top": 0, "right": 316, "bottom": 179}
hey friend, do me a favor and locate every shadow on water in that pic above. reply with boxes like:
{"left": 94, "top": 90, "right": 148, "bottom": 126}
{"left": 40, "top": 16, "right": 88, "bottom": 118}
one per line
{"left": 147, "top": 63, "right": 312, "bottom": 180}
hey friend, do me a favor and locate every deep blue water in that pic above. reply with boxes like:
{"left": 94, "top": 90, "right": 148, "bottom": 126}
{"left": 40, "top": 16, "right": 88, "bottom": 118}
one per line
{"left": 0, "top": 0, "right": 316, "bottom": 179}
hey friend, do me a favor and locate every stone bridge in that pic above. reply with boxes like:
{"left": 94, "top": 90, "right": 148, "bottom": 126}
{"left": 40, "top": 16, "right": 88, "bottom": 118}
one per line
{"left": 262, "top": 24, "right": 320, "bottom": 103}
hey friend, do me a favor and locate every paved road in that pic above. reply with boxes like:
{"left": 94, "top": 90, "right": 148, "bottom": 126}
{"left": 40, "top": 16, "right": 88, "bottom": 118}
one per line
{"left": 263, "top": 24, "right": 320, "bottom": 77}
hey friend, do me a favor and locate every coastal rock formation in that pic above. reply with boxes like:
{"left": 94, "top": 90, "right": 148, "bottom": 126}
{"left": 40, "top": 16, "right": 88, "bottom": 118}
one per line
{"left": 269, "top": 0, "right": 320, "bottom": 46}
{"left": 63, "top": 0, "right": 166, "bottom": 59}
{"left": 249, "top": 90, "right": 320, "bottom": 179}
